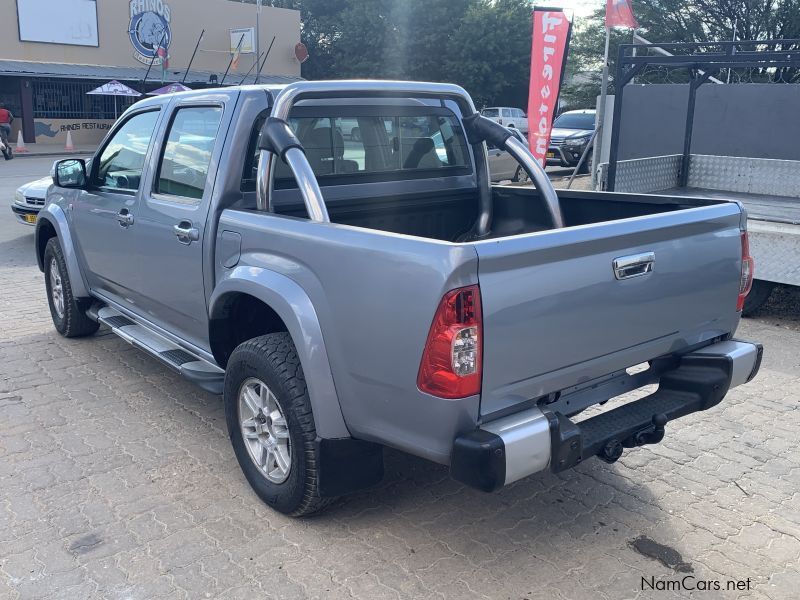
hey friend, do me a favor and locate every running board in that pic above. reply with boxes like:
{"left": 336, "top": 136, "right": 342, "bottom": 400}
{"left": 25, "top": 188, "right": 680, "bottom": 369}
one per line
{"left": 90, "top": 305, "right": 225, "bottom": 394}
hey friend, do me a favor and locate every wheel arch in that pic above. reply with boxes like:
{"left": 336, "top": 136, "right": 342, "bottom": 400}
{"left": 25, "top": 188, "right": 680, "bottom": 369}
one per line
{"left": 209, "top": 269, "right": 350, "bottom": 439}
{"left": 35, "top": 206, "right": 89, "bottom": 298}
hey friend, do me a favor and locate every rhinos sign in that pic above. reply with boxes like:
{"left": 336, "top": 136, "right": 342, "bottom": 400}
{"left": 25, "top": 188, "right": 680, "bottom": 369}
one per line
{"left": 128, "top": 0, "right": 172, "bottom": 65}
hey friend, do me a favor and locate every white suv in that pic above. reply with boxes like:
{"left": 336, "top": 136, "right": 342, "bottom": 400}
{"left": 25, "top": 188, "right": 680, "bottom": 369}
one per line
{"left": 481, "top": 107, "right": 528, "bottom": 134}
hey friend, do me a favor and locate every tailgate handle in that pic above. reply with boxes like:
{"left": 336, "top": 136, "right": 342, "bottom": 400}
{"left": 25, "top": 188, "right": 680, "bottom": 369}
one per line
{"left": 613, "top": 252, "right": 655, "bottom": 280}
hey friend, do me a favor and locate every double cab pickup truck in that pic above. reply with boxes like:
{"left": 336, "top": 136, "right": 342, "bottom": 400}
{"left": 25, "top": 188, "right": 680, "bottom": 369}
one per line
{"left": 36, "top": 81, "right": 762, "bottom": 516}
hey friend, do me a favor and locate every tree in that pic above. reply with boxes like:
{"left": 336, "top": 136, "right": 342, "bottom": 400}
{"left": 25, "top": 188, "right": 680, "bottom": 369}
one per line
{"left": 565, "top": 0, "right": 800, "bottom": 105}
{"left": 260, "top": 0, "right": 536, "bottom": 108}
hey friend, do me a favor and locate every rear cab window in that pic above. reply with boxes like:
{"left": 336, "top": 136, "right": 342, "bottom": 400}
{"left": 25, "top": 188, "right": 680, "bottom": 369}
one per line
{"left": 243, "top": 104, "right": 472, "bottom": 190}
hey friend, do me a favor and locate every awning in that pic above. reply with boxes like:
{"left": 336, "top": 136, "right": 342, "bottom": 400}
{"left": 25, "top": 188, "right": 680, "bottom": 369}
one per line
{"left": 0, "top": 59, "right": 301, "bottom": 86}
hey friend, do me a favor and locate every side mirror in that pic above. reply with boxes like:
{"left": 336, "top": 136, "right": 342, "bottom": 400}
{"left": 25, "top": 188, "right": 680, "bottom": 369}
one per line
{"left": 53, "top": 159, "right": 87, "bottom": 188}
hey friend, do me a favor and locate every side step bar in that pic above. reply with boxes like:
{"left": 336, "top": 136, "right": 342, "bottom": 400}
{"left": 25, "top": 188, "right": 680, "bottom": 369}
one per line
{"left": 451, "top": 340, "right": 763, "bottom": 491}
{"left": 87, "top": 305, "right": 225, "bottom": 394}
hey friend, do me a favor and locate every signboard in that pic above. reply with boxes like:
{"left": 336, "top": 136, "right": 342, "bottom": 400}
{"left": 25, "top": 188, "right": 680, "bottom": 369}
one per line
{"left": 128, "top": 0, "right": 173, "bottom": 65}
{"left": 230, "top": 27, "right": 255, "bottom": 53}
{"left": 16, "top": 0, "right": 99, "bottom": 47}
{"left": 527, "top": 8, "right": 572, "bottom": 167}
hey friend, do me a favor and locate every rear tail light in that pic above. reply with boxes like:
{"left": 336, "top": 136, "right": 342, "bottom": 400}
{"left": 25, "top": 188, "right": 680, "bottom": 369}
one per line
{"left": 417, "top": 285, "right": 482, "bottom": 399}
{"left": 737, "top": 230, "right": 754, "bottom": 311}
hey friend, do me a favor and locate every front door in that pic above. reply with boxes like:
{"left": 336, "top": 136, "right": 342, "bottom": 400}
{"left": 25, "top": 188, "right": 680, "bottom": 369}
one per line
{"left": 134, "top": 103, "right": 226, "bottom": 350}
{"left": 71, "top": 109, "right": 162, "bottom": 310}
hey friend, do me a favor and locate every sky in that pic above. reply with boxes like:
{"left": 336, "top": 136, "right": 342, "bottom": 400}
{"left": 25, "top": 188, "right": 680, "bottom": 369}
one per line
{"left": 537, "top": 0, "right": 603, "bottom": 20}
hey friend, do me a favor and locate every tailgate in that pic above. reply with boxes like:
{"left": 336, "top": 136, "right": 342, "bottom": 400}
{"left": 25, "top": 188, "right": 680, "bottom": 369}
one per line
{"left": 474, "top": 204, "right": 744, "bottom": 416}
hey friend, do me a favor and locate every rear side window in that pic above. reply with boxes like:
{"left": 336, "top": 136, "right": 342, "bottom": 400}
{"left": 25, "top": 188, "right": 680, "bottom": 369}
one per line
{"left": 156, "top": 106, "right": 223, "bottom": 201}
{"left": 482, "top": 108, "right": 499, "bottom": 117}
{"left": 271, "top": 111, "right": 470, "bottom": 183}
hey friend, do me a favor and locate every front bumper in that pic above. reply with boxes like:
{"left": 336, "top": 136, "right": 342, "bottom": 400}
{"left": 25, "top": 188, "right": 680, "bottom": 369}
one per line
{"left": 11, "top": 204, "right": 40, "bottom": 226}
{"left": 451, "top": 339, "right": 762, "bottom": 492}
{"left": 546, "top": 144, "right": 586, "bottom": 167}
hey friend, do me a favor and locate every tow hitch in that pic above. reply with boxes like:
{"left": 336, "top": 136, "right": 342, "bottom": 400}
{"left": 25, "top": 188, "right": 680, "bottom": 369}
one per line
{"left": 600, "top": 413, "right": 667, "bottom": 463}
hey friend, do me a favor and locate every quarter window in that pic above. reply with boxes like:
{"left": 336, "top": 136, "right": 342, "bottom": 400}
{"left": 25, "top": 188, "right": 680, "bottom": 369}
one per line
{"left": 95, "top": 110, "right": 159, "bottom": 192}
{"left": 156, "top": 106, "right": 223, "bottom": 201}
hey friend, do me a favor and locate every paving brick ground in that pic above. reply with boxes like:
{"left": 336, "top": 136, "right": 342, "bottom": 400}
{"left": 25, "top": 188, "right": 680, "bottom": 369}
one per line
{"left": 1, "top": 157, "right": 798, "bottom": 599}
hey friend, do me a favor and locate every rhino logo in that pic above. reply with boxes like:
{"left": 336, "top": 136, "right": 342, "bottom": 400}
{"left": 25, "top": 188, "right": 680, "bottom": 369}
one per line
{"left": 128, "top": 0, "right": 172, "bottom": 64}
{"left": 35, "top": 122, "right": 59, "bottom": 138}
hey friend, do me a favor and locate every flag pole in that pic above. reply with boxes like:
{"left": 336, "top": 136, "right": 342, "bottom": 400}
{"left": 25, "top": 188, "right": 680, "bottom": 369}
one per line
{"left": 220, "top": 34, "right": 245, "bottom": 86}
{"left": 182, "top": 29, "right": 205, "bottom": 84}
{"left": 592, "top": 26, "right": 611, "bottom": 190}
{"left": 142, "top": 31, "right": 167, "bottom": 93}
{"left": 255, "top": 35, "right": 276, "bottom": 82}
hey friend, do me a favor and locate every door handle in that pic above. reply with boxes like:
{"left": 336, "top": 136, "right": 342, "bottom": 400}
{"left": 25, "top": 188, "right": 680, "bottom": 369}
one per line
{"left": 174, "top": 221, "right": 199, "bottom": 244}
{"left": 117, "top": 208, "right": 134, "bottom": 227}
{"left": 613, "top": 252, "right": 655, "bottom": 280}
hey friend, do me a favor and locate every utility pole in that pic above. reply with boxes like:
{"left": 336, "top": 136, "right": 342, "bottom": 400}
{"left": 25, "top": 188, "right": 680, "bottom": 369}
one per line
{"left": 255, "top": 0, "right": 262, "bottom": 84}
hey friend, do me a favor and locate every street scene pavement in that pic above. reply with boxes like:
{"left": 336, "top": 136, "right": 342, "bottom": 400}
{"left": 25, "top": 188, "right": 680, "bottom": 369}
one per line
{"left": 1, "top": 156, "right": 799, "bottom": 599}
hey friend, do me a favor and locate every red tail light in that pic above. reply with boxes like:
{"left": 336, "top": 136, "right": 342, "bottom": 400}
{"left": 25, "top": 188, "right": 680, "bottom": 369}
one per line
{"left": 417, "top": 285, "right": 482, "bottom": 399}
{"left": 737, "top": 230, "right": 754, "bottom": 311}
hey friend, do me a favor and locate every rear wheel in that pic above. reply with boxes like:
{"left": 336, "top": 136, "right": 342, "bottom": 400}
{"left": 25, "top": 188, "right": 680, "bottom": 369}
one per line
{"left": 742, "top": 280, "right": 775, "bottom": 317}
{"left": 224, "top": 332, "right": 332, "bottom": 516}
{"left": 43, "top": 238, "right": 99, "bottom": 337}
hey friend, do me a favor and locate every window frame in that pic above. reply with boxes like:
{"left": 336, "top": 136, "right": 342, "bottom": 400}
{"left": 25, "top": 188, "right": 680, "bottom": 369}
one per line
{"left": 151, "top": 103, "right": 225, "bottom": 205}
{"left": 90, "top": 108, "right": 162, "bottom": 195}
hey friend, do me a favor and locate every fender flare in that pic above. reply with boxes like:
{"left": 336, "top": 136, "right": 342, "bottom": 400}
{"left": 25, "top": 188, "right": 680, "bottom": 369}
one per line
{"left": 35, "top": 205, "right": 90, "bottom": 298}
{"left": 209, "top": 267, "right": 350, "bottom": 439}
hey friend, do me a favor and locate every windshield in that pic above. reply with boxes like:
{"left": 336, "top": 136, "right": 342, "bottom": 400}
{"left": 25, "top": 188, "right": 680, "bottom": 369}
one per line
{"left": 553, "top": 112, "right": 595, "bottom": 130}
{"left": 482, "top": 108, "right": 499, "bottom": 117}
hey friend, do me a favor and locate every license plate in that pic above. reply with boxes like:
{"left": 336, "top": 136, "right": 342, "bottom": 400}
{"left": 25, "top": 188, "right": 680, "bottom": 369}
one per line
{"left": 546, "top": 152, "right": 555, "bottom": 158}
{"left": 23, "top": 214, "right": 36, "bottom": 224}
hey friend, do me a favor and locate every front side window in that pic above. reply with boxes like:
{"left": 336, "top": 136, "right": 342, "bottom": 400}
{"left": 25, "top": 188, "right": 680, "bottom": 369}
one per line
{"left": 95, "top": 110, "right": 160, "bottom": 192}
{"left": 156, "top": 106, "right": 223, "bottom": 201}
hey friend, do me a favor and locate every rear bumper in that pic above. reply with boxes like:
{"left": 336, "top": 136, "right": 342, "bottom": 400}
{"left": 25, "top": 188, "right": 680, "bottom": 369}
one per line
{"left": 451, "top": 339, "right": 762, "bottom": 492}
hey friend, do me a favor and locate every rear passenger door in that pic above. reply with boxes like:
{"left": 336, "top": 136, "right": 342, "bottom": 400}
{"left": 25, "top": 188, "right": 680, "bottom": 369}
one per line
{"left": 134, "top": 98, "right": 228, "bottom": 349}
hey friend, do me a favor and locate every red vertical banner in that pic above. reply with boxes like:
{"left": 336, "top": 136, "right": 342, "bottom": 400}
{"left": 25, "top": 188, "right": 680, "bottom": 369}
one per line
{"left": 527, "top": 8, "right": 572, "bottom": 167}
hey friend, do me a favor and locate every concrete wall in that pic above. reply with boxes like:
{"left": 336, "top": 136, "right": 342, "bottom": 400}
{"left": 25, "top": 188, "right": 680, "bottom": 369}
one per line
{"left": 615, "top": 84, "right": 800, "bottom": 161}
{"left": 0, "top": 0, "right": 301, "bottom": 77}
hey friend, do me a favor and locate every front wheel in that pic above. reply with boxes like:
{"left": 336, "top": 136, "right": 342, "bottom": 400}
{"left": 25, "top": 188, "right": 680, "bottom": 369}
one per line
{"left": 224, "top": 332, "right": 332, "bottom": 516}
{"left": 43, "top": 238, "right": 99, "bottom": 337}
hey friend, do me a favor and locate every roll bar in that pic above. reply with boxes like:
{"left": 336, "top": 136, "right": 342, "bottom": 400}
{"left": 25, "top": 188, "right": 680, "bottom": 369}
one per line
{"left": 255, "top": 80, "right": 563, "bottom": 234}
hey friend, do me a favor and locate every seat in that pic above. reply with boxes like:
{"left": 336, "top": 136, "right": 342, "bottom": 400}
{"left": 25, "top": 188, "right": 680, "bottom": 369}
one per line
{"left": 402, "top": 137, "right": 443, "bottom": 169}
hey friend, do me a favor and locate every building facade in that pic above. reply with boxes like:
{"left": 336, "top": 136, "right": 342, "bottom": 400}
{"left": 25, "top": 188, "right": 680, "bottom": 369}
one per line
{"left": 0, "top": 0, "right": 301, "bottom": 146}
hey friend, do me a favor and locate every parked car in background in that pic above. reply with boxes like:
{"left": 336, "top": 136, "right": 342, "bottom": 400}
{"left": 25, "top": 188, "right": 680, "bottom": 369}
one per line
{"left": 481, "top": 107, "right": 528, "bottom": 133}
{"left": 548, "top": 109, "right": 595, "bottom": 171}
{"left": 11, "top": 176, "right": 51, "bottom": 225}
{"left": 487, "top": 128, "right": 529, "bottom": 182}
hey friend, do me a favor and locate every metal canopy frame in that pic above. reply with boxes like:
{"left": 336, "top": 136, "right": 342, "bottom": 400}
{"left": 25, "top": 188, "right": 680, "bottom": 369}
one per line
{"left": 606, "top": 39, "right": 800, "bottom": 191}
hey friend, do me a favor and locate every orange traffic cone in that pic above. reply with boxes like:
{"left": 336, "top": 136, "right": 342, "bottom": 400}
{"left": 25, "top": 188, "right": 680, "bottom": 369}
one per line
{"left": 65, "top": 130, "right": 75, "bottom": 152}
{"left": 15, "top": 130, "right": 28, "bottom": 153}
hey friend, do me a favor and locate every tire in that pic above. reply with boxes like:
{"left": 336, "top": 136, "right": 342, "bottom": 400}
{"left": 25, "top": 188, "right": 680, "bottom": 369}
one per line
{"left": 512, "top": 166, "right": 529, "bottom": 183}
{"left": 224, "top": 332, "right": 332, "bottom": 516}
{"left": 742, "top": 280, "right": 775, "bottom": 317}
{"left": 43, "top": 238, "right": 99, "bottom": 338}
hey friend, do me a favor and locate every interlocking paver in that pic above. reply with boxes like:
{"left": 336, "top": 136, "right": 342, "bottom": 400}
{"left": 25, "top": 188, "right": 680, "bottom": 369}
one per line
{"left": 1, "top": 157, "right": 799, "bottom": 599}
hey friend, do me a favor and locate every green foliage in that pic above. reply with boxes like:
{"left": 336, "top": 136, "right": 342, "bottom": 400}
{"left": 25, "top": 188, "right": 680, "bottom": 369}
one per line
{"left": 565, "top": 0, "right": 800, "bottom": 105}
{"left": 260, "top": 0, "right": 535, "bottom": 108}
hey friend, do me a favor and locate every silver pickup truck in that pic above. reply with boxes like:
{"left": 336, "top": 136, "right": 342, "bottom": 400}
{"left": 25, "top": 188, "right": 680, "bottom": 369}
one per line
{"left": 36, "top": 81, "right": 762, "bottom": 516}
